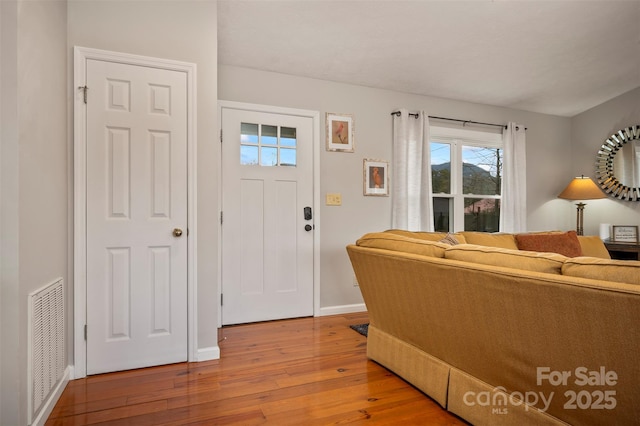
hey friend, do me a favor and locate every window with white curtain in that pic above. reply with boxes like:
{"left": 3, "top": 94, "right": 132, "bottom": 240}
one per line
{"left": 430, "top": 126, "right": 503, "bottom": 232}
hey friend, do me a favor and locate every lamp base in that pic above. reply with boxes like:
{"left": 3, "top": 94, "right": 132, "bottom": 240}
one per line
{"left": 575, "top": 202, "right": 586, "bottom": 236}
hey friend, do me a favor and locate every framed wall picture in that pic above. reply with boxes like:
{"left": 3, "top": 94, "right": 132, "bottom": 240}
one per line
{"left": 326, "top": 113, "right": 354, "bottom": 152}
{"left": 611, "top": 225, "right": 639, "bottom": 243}
{"left": 363, "top": 159, "right": 389, "bottom": 196}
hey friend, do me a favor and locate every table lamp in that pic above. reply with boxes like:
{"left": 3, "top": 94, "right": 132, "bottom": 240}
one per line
{"left": 558, "top": 175, "right": 606, "bottom": 235}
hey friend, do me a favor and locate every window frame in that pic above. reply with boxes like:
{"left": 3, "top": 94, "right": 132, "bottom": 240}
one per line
{"left": 430, "top": 126, "right": 504, "bottom": 233}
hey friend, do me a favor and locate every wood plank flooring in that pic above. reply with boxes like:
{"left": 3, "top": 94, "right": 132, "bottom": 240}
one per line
{"left": 46, "top": 312, "right": 468, "bottom": 425}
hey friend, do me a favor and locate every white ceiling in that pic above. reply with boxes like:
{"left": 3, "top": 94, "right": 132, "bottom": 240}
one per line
{"left": 218, "top": 0, "right": 640, "bottom": 117}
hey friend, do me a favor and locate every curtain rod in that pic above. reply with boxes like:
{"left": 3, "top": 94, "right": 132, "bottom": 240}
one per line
{"left": 390, "top": 111, "right": 527, "bottom": 130}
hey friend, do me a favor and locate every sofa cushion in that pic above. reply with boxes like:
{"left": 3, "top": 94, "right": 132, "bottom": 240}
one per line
{"left": 577, "top": 235, "right": 611, "bottom": 259}
{"left": 357, "top": 232, "right": 449, "bottom": 258}
{"left": 384, "top": 229, "right": 467, "bottom": 244}
{"left": 515, "top": 231, "right": 582, "bottom": 257}
{"left": 444, "top": 244, "right": 567, "bottom": 275}
{"left": 458, "top": 232, "right": 517, "bottom": 249}
{"left": 562, "top": 257, "right": 640, "bottom": 285}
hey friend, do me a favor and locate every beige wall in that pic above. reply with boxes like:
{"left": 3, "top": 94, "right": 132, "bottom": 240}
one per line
{"left": 219, "top": 65, "right": 573, "bottom": 308}
{"left": 1, "top": 0, "right": 68, "bottom": 424}
{"left": 570, "top": 87, "right": 640, "bottom": 236}
{"left": 0, "top": 2, "right": 20, "bottom": 423}
{"left": 67, "top": 0, "right": 220, "bottom": 352}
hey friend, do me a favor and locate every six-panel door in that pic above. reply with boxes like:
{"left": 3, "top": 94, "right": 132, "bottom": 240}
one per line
{"left": 86, "top": 59, "right": 188, "bottom": 374}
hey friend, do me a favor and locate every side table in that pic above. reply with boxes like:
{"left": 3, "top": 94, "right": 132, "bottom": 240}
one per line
{"left": 603, "top": 239, "right": 640, "bottom": 260}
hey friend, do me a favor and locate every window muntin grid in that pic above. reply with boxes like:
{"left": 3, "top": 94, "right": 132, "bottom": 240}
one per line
{"left": 240, "top": 123, "right": 297, "bottom": 167}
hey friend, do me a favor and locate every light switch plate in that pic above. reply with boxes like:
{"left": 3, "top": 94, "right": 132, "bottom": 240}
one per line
{"left": 326, "top": 193, "right": 342, "bottom": 206}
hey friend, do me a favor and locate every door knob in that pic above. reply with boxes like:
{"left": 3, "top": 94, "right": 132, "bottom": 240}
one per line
{"left": 173, "top": 228, "right": 183, "bottom": 237}
{"left": 305, "top": 224, "right": 313, "bottom": 232}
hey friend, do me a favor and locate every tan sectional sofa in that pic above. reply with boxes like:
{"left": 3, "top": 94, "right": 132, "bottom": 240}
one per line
{"left": 346, "top": 230, "right": 640, "bottom": 425}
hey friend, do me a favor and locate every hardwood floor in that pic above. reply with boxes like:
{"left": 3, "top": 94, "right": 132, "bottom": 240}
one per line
{"left": 46, "top": 312, "right": 467, "bottom": 425}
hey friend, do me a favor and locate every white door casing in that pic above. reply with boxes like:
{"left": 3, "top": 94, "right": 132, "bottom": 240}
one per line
{"left": 74, "top": 47, "right": 199, "bottom": 378}
{"left": 220, "top": 103, "right": 319, "bottom": 325}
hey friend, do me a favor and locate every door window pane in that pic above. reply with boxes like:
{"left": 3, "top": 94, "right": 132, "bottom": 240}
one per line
{"left": 280, "top": 148, "right": 296, "bottom": 166}
{"left": 464, "top": 198, "right": 500, "bottom": 232}
{"left": 241, "top": 123, "right": 258, "bottom": 144}
{"left": 281, "top": 127, "right": 297, "bottom": 147}
{"left": 260, "top": 147, "right": 278, "bottom": 166}
{"left": 431, "top": 143, "right": 451, "bottom": 194}
{"left": 261, "top": 125, "right": 278, "bottom": 146}
{"left": 462, "top": 146, "right": 502, "bottom": 195}
{"left": 240, "top": 145, "right": 258, "bottom": 165}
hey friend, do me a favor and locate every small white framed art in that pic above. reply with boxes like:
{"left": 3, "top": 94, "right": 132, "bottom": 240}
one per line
{"left": 326, "top": 113, "right": 354, "bottom": 152}
{"left": 363, "top": 159, "right": 389, "bottom": 196}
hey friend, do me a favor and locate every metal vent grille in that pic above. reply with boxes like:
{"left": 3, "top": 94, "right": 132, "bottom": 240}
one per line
{"left": 29, "top": 278, "right": 65, "bottom": 423}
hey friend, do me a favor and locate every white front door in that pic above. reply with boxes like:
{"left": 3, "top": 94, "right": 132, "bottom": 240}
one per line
{"left": 221, "top": 106, "right": 314, "bottom": 325}
{"left": 85, "top": 58, "right": 188, "bottom": 374}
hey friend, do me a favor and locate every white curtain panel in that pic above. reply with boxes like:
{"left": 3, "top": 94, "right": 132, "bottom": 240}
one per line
{"left": 500, "top": 122, "right": 527, "bottom": 232}
{"left": 391, "top": 109, "right": 434, "bottom": 231}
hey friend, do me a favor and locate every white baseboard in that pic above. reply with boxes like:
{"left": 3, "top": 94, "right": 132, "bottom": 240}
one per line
{"left": 31, "top": 365, "right": 71, "bottom": 426}
{"left": 196, "top": 345, "right": 220, "bottom": 362}
{"left": 318, "top": 303, "right": 367, "bottom": 316}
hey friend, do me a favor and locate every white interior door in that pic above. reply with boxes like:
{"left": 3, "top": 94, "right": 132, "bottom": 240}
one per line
{"left": 86, "top": 58, "right": 188, "bottom": 374}
{"left": 221, "top": 107, "right": 314, "bottom": 325}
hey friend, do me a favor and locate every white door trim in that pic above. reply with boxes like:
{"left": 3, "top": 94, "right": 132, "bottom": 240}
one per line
{"left": 217, "top": 100, "right": 321, "bottom": 327}
{"left": 73, "top": 46, "right": 198, "bottom": 378}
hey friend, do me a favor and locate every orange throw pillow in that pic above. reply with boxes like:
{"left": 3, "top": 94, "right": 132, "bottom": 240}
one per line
{"left": 515, "top": 231, "right": 583, "bottom": 257}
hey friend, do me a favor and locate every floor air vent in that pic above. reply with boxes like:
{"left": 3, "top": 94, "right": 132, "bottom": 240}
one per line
{"left": 28, "top": 278, "right": 65, "bottom": 424}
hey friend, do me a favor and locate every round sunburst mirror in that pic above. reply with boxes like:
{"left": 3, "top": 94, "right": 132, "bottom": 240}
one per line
{"left": 595, "top": 125, "right": 640, "bottom": 201}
